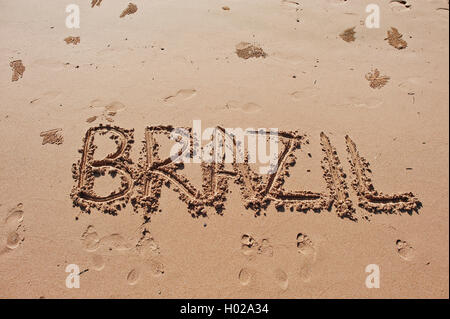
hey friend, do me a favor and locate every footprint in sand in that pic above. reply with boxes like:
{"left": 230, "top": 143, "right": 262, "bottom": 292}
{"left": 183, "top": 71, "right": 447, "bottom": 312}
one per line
{"left": 81, "top": 225, "right": 100, "bottom": 252}
{"left": 149, "top": 259, "right": 165, "bottom": 277}
{"left": 135, "top": 231, "right": 161, "bottom": 259}
{"left": 241, "top": 234, "right": 258, "bottom": 256}
{"left": 80, "top": 225, "right": 165, "bottom": 281}
{"left": 91, "top": 254, "right": 105, "bottom": 271}
{"left": 299, "top": 264, "right": 313, "bottom": 282}
{"left": 297, "top": 233, "right": 316, "bottom": 261}
{"left": 389, "top": 0, "right": 412, "bottom": 12}
{"left": 30, "top": 90, "right": 62, "bottom": 105}
{"left": 241, "top": 234, "right": 274, "bottom": 257}
{"left": 258, "top": 239, "right": 274, "bottom": 257}
{"left": 127, "top": 268, "right": 140, "bottom": 285}
{"left": 163, "top": 89, "right": 197, "bottom": 104}
{"left": 87, "top": 100, "right": 126, "bottom": 123}
{"left": 396, "top": 239, "right": 415, "bottom": 261}
{"left": 339, "top": 97, "right": 383, "bottom": 109}
{"left": 273, "top": 268, "right": 289, "bottom": 290}
{"left": 224, "top": 101, "right": 262, "bottom": 113}
{"left": 398, "top": 77, "right": 424, "bottom": 95}
{"left": 238, "top": 268, "right": 253, "bottom": 286}
{"left": 0, "top": 203, "right": 25, "bottom": 255}
{"left": 32, "top": 58, "right": 65, "bottom": 71}
{"left": 100, "top": 234, "right": 133, "bottom": 252}
{"left": 290, "top": 86, "right": 320, "bottom": 102}
{"left": 297, "top": 233, "right": 316, "bottom": 282}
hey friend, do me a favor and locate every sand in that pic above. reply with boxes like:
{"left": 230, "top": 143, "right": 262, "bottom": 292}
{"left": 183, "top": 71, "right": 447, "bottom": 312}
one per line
{"left": 0, "top": 0, "right": 448, "bottom": 298}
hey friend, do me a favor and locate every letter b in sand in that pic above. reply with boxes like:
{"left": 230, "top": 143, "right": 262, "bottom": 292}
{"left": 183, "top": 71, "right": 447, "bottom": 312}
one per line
{"left": 365, "top": 264, "right": 380, "bottom": 288}
{"left": 66, "top": 4, "right": 80, "bottom": 29}
{"left": 65, "top": 264, "right": 80, "bottom": 288}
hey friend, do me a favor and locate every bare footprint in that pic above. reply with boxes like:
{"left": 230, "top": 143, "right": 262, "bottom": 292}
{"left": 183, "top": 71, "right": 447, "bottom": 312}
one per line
{"left": 30, "top": 90, "right": 62, "bottom": 105}
{"left": 91, "top": 254, "right": 105, "bottom": 271}
{"left": 238, "top": 268, "right": 252, "bottom": 285}
{"left": 149, "top": 259, "right": 165, "bottom": 277}
{"left": 225, "top": 101, "right": 261, "bottom": 113}
{"left": 81, "top": 225, "right": 100, "bottom": 252}
{"left": 396, "top": 239, "right": 415, "bottom": 261}
{"left": 258, "top": 239, "right": 274, "bottom": 257}
{"left": 127, "top": 268, "right": 140, "bottom": 285}
{"left": 339, "top": 97, "right": 383, "bottom": 109}
{"left": 297, "top": 233, "right": 316, "bottom": 262}
{"left": 299, "top": 263, "right": 312, "bottom": 282}
{"left": 87, "top": 100, "right": 126, "bottom": 123}
{"left": 100, "top": 234, "right": 132, "bottom": 252}
{"left": 241, "top": 103, "right": 262, "bottom": 113}
{"left": 290, "top": 87, "right": 319, "bottom": 101}
{"left": 6, "top": 232, "right": 21, "bottom": 249}
{"left": 297, "top": 233, "right": 316, "bottom": 282}
{"left": 163, "top": 89, "right": 197, "bottom": 104}
{"left": 5, "top": 204, "right": 24, "bottom": 227}
{"left": 274, "top": 268, "right": 289, "bottom": 290}
{"left": 135, "top": 230, "right": 160, "bottom": 257}
{"left": 241, "top": 234, "right": 258, "bottom": 256}
{"left": 398, "top": 77, "right": 424, "bottom": 95}
{"left": 1, "top": 204, "right": 25, "bottom": 253}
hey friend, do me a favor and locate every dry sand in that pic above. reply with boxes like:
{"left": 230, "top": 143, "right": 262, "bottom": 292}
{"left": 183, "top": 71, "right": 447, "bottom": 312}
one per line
{"left": 0, "top": 0, "right": 448, "bottom": 298}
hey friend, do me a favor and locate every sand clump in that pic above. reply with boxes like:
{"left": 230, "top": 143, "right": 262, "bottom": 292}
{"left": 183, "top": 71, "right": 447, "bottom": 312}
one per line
{"left": 91, "top": 0, "right": 103, "bottom": 7}
{"left": 235, "top": 42, "right": 267, "bottom": 59}
{"left": 120, "top": 3, "right": 138, "bottom": 18}
{"left": 40, "top": 128, "right": 64, "bottom": 145}
{"left": 365, "top": 68, "right": 390, "bottom": 89}
{"left": 339, "top": 27, "right": 356, "bottom": 42}
{"left": 385, "top": 27, "right": 408, "bottom": 50}
{"left": 64, "top": 36, "right": 80, "bottom": 45}
{"left": 9, "top": 60, "right": 25, "bottom": 82}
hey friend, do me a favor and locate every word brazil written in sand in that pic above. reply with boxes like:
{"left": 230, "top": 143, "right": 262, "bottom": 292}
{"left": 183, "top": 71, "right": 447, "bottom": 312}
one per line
{"left": 71, "top": 124, "right": 421, "bottom": 221}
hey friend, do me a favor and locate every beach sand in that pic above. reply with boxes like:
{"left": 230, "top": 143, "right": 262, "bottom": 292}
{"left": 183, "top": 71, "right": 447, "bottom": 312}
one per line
{"left": 0, "top": 0, "right": 448, "bottom": 298}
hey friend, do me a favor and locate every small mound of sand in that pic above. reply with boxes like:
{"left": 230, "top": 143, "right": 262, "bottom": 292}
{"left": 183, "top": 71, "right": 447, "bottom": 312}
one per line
{"left": 365, "top": 68, "right": 390, "bottom": 89}
{"left": 235, "top": 42, "right": 267, "bottom": 59}
{"left": 385, "top": 27, "right": 407, "bottom": 50}
{"left": 40, "top": 128, "right": 64, "bottom": 145}
{"left": 91, "top": 0, "right": 103, "bottom": 7}
{"left": 64, "top": 36, "right": 80, "bottom": 45}
{"left": 9, "top": 60, "right": 25, "bottom": 82}
{"left": 339, "top": 27, "right": 356, "bottom": 43}
{"left": 120, "top": 3, "right": 138, "bottom": 18}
